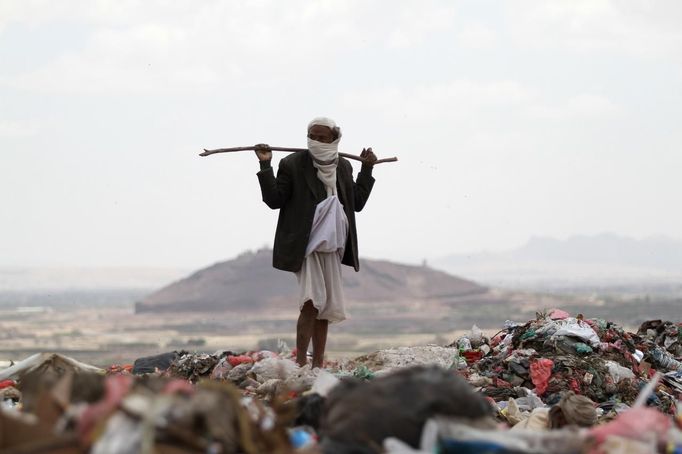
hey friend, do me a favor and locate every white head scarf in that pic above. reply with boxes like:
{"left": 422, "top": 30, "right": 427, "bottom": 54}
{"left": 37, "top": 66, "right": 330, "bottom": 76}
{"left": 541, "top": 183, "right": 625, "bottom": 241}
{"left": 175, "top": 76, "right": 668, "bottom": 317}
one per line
{"left": 307, "top": 117, "right": 341, "bottom": 197}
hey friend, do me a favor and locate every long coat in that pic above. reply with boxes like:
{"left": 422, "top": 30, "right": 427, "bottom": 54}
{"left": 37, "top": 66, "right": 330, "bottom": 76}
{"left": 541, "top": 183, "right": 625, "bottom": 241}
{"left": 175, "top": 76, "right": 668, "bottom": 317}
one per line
{"left": 257, "top": 151, "right": 375, "bottom": 273}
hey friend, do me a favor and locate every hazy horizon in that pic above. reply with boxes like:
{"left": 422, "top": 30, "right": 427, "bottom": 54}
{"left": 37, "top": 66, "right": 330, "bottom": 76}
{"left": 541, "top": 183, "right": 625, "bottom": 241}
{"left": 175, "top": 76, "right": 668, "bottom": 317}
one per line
{"left": 3, "top": 1, "right": 682, "bottom": 269}
{"left": 0, "top": 231, "right": 681, "bottom": 269}
{"left": 3, "top": 232, "right": 682, "bottom": 293}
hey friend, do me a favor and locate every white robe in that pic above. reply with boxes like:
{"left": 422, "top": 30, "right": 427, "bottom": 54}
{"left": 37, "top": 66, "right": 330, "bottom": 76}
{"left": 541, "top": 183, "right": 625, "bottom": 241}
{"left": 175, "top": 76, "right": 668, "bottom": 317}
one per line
{"left": 296, "top": 195, "right": 349, "bottom": 323}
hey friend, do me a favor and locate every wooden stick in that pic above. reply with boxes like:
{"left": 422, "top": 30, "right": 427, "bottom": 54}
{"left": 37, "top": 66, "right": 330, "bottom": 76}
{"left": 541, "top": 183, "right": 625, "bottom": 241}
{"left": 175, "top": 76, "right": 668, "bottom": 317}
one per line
{"left": 199, "top": 146, "right": 398, "bottom": 165}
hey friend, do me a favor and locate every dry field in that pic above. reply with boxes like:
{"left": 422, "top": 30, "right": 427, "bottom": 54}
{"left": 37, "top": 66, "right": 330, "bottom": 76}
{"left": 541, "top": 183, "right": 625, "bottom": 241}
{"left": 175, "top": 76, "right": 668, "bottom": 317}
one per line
{"left": 1, "top": 288, "right": 680, "bottom": 367}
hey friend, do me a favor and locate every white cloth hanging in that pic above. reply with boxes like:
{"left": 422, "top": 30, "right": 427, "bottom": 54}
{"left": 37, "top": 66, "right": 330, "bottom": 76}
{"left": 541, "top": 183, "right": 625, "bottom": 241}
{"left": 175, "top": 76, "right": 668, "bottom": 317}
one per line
{"left": 296, "top": 195, "right": 349, "bottom": 323}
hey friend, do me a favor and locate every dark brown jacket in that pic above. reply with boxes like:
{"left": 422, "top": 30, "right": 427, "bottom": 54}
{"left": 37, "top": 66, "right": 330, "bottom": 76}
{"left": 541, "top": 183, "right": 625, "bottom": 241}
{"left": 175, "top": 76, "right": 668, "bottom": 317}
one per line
{"left": 257, "top": 151, "right": 375, "bottom": 273}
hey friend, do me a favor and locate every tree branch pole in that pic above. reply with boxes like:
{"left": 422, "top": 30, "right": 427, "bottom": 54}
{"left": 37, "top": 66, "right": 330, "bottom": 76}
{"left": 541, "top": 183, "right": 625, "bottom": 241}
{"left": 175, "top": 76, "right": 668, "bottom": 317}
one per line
{"left": 199, "top": 146, "right": 398, "bottom": 165}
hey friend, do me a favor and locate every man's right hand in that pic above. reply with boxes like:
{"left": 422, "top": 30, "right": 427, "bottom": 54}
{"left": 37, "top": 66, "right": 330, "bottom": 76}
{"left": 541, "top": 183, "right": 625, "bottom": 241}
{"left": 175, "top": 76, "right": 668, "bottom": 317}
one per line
{"left": 254, "top": 143, "right": 272, "bottom": 161}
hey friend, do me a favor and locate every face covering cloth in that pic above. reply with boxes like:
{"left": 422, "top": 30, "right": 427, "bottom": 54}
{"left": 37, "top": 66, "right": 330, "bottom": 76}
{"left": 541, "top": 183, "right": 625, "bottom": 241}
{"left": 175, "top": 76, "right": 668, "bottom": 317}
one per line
{"left": 307, "top": 117, "right": 341, "bottom": 197}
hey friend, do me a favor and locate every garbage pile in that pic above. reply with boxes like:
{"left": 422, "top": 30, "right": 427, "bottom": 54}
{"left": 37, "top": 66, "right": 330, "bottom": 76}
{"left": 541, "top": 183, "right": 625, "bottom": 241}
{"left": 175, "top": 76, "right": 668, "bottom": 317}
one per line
{"left": 0, "top": 353, "right": 294, "bottom": 453}
{"left": 1, "top": 312, "right": 682, "bottom": 453}
{"left": 454, "top": 312, "right": 682, "bottom": 420}
{"left": 152, "top": 345, "right": 460, "bottom": 398}
{"left": 161, "top": 350, "right": 318, "bottom": 397}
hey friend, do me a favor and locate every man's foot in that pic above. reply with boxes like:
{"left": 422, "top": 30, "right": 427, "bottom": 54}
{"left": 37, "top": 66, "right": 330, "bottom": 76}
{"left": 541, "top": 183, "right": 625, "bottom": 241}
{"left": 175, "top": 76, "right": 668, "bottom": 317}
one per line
{"left": 295, "top": 350, "right": 313, "bottom": 368}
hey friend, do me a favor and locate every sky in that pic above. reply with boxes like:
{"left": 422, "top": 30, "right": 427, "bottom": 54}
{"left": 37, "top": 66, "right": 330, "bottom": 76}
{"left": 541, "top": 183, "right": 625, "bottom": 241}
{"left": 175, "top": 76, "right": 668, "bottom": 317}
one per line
{"left": 1, "top": 0, "right": 682, "bottom": 269}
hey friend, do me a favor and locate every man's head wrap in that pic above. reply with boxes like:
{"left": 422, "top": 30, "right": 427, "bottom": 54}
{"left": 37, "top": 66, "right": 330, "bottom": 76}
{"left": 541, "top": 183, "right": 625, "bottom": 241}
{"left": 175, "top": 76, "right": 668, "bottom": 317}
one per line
{"left": 307, "top": 117, "right": 341, "bottom": 197}
{"left": 308, "top": 116, "right": 342, "bottom": 140}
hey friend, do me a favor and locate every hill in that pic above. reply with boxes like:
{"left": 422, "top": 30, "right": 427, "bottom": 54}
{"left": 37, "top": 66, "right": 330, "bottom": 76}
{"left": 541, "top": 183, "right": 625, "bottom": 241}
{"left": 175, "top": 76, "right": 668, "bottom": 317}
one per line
{"left": 135, "top": 248, "right": 487, "bottom": 313}
{"left": 433, "top": 233, "right": 682, "bottom": 289}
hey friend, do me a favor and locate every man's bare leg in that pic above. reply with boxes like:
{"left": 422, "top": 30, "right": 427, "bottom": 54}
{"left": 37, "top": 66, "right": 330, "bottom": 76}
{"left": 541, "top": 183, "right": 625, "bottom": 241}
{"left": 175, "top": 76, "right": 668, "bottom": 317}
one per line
{"left": 296, "top": 301, "right": 317, "bottom": 367}
{"left": 312, "top": 319, "right": 329, "bottom": 368}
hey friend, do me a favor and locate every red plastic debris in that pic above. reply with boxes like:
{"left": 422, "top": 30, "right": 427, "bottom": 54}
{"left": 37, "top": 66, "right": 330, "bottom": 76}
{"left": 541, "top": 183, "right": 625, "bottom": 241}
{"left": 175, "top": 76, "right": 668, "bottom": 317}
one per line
{"left": 227, "top": 355, "right": 254, "bottom": 367}
{"left": 490, "top": 333, "right": 505, "bottom": 348}
{"left": 569, "top": 378, "right": 581, "bottom": 394}
{"left": 106, "top": 364, "right": 133, "bottom": 375}
{"left": 0, "top": 379, "right": 16, "bottom": 390}
{"left": 530, "top": 358, "right": 554, "bottom": 395}
{"left": 493, "top": 377, "right": 512, "bottom": 388}
{"left": 463, "top": 350, "right": 483, "bottom": 364}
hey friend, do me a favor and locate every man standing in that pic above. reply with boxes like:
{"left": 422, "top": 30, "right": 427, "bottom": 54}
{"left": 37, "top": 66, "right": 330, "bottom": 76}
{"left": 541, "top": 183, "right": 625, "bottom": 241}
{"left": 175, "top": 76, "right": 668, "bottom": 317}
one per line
{"left": 255, "top": 117, "right": 377, "bottom": 368}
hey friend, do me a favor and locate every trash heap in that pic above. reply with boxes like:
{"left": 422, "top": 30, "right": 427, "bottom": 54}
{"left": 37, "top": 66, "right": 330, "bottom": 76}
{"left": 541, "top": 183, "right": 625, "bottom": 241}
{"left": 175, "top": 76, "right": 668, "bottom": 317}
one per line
{"left": 159, "top": 349, "right": 320, "bottom": 398}
{"left": 147, "top": 345, "right": 461, "bottom": 399}
{"left": 0, "top": 353, "right": 295, "bottom": 453}
{"left": 454, "top": 311, "right": 682, "bottom": 421}
{"left": 1, "top": 311, "right": 682, "bottom": 453}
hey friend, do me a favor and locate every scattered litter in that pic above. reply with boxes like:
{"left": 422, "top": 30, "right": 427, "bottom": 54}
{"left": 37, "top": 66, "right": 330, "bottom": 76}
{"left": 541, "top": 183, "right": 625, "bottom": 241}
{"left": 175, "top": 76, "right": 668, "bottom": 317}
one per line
{"left": 1, "top": 312, "right": 681, "bottom": 452}
{"left": 131, "top": 351, "right": 180, "bottom": 374}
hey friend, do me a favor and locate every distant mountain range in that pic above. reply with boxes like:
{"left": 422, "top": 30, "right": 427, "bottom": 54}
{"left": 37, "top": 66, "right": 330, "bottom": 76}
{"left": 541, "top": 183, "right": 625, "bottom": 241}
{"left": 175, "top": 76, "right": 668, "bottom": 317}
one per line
{"left": 432, "top": 233, "right": 682, "bottom": 288}
{"left": 4, "top": 234, "right": 680, "bottom": 294}
{"left": 136, "top": 248, "right": 487, "bottom": 313}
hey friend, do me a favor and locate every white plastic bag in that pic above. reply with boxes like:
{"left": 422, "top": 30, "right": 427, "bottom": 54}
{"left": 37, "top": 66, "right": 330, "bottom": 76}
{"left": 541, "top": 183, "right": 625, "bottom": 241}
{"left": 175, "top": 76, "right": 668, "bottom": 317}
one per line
{"left": 309, "top": 369, "right": 340, "bottom": 397}
{"left": 550, "top": 318, "right": 600, "bottom": 347}
{"left": 605, "top": 360, "right": 635, "bottom": 383}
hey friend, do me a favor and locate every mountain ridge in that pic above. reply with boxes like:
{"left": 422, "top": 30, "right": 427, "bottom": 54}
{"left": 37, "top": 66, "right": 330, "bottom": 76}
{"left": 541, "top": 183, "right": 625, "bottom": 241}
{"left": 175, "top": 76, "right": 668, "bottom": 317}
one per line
{"left": 433, "top": 233, "right": 682, "bottom": 287}
{"left": 135, "top": 248, "right": 487, "bottom": 313}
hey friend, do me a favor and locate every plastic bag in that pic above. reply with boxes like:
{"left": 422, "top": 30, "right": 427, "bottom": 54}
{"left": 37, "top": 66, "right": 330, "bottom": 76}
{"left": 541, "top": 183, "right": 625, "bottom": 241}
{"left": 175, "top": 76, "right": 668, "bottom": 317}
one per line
{"left": 574, "top": 343, "right": 593, "bottom": 354}
{"left": 504, "top": 398, "right": 524, "bottom": 425}
{"left": 551, "top": 318, "right": 601, "bottom": 347}
{"left": 469, "top": 325, "right": 483, "bottom": 347}
{"left": 589, "top": 408, "right": 671, "bottom": 444}
{"left": 457, "top": 337, "right": 472, "bottom": 352}
{"left": 209, "top": 357, "right": 233, "bottom": 380}
{"left": 227, "top": 355, "right": 253, "bottom": 367}
{"left": 309, "top": 369, "right": 340, "bottom": 397}
{"left": 250, "top": 357, "right": 298, "bottom": 382}
{"left": 530, "top": 359, "right": 554, "bottom": 395}
{"left": 604, "top": 360, "right": 635, "bottom": 383}
{"left": 0, "top": 380, "right": 16, "bottom": 390}
{"left": 650, "top": 347, "right": 682, "bottom": 371}
{"left": 515, "top": 388, "right": 545, "bottom": 412}
{"left": 549, "top": 309, "right": 570, "bottom": 320}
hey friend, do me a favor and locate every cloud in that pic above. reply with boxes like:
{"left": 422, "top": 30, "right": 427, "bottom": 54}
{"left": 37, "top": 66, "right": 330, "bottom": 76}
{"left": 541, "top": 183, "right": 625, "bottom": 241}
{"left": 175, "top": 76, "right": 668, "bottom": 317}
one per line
{"left": 342, "top": 79, "right": 533, "bottom": 123}
{"left": 0, "top": 1, "right": 499, "bottom": 95}
{"left": 343, "top": 79, "right": 623, "bottom": 125}
{"left": 1, "top": 0, "right": 681, "bottom": 267}
{"left": 505, "top": 0, "right": 682, "bottom": 58}
{"left": 456, "top": 22, "right": 498, "bottom": 49}
{"left": 1, "top": 1, "right": 374, "bottom": 94}
{"left": 4, "top": 1, "right": 677, "bottom": 98}
{"left": 529, "top": 94, "right": 622, "bottom": 120}
{"left": 4, "top": 22, "right": 223, "bottom": 95}
{"left": 386, "top": 3, "right": 457, "bottom": 49}
{"left": 0, "top": 120, "right": 38, "bottom": 138}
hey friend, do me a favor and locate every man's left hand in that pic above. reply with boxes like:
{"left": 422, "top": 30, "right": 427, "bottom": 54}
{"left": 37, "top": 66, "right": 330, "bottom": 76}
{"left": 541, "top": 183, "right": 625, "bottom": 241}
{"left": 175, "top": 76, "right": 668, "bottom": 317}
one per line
{"left": 361, "top": 147, "right": 378, "bottom": 167}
